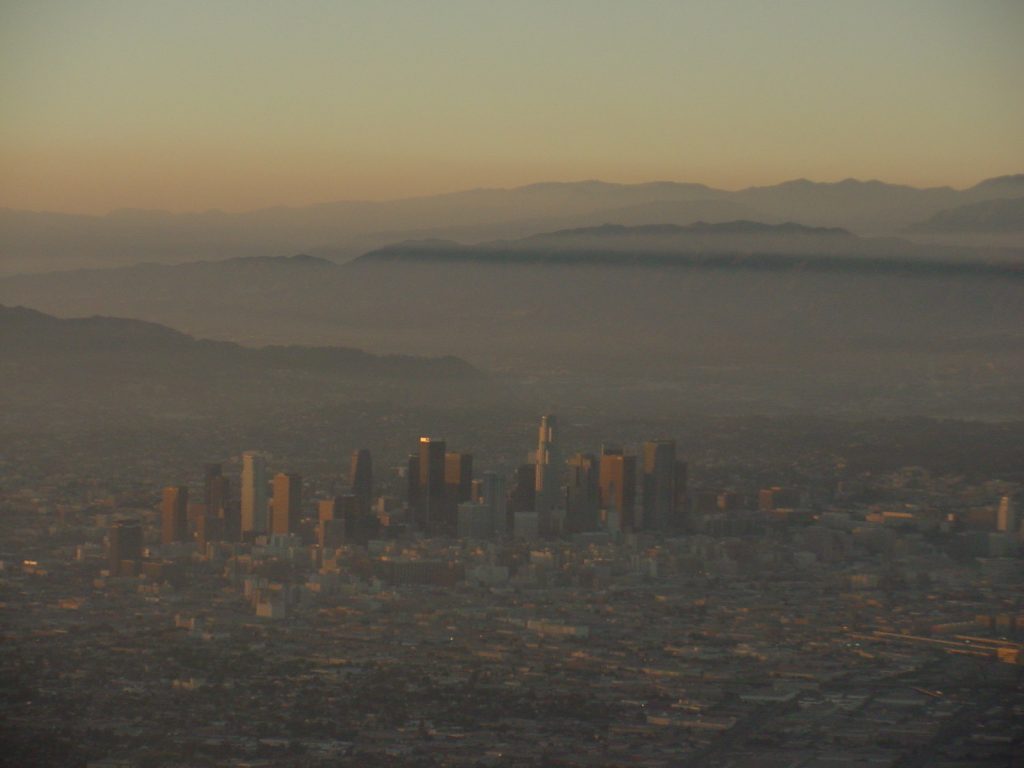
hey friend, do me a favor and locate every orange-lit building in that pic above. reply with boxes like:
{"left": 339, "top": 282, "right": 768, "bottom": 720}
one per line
{"left": 445, "top": 451, "right": 473, "bottom": 504}
{"left": 599, "top": 445, "right": 637, "bottom": 530}
{"left": 272, "top": 472, "right": 302, "bottom": 535}
{"left": 161, "top": 485, "right": 188, "bottom": 544}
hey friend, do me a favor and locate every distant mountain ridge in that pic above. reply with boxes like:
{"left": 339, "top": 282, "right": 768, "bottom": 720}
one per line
{"left": 3, "top": 174, "right": 1023, "bottom": 274}
{"left": 1, "top": 248, "right": 1021, "bottom": 425}
{"left": 2, "top": 222, "right": 1022, "bottom": 348}
{"left": 916, "top": 196, "right": 1024, "bottom": 232}
{"left": 969, "top": 174, "right": 1024, "bottom": 194}
{"left": 520, "top": 220, "right": 854, "bottom": 240}
{"left": 358, "top": 221, "right": 1024, "bottom": 278}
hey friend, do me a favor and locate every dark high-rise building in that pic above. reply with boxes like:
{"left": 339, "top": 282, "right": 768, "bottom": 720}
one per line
{"left": 206, "top": 469, "right": 229, "bottom": 515}
{"left": 161, "top": 486, "right": 189, "bottom": 545}
{"left": 204, "top": 463, "right": 224, "bottom": 512}
{"left": 350, "top": 449, "right": 373, "bottom": 513}
{"left": 406, "top": 454, "right": 421, "bottom": 510}
{"left": 326, "top": 493, "right": 378, "bottom": 543}
{"left": 599, "top": 445, "right": 637, "bottom": 530}
{"left": 109, "top": 518, "right": 142, "bottom": 576}
{"left": 509, "top": 463, "right": 536, "bottom": 520}
{"left": 272, "top": 472, "right": 302, "bottom": 536}
{"left": 202, "top": 462, "right": 230, "bottom": 544}
{"left": 416, "top": 437, "right": 446, "bottom": 532}
{"left": 642, "top": 440, "right": 676, "bottom": 532}
{"left": 219, "top": 495, "right": 240, "bottom": 543}
{"left": 445, "top": 451, "right": 473, "bottom": 504}
{"left": 674, "top": 460, "right": 689, "bottom": 527}
{"left": 566, "top": 453, "right": 600, "bottom": 533}
{"left": 481, "top": 471, "right": 508, "bottom": 535}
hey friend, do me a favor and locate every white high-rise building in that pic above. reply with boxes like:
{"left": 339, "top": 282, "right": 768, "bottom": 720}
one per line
{"left": 241, "top": 451, "right": 268, "bottom": 536}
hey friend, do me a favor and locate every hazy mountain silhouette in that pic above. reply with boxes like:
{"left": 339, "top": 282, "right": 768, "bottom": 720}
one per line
{"left": 915, "top": 196, "right": 1024, "bottom": 232}
{"left": 966, "top": 174, "right": 1024, "bottom": 196}
{"left": 359, "top": 222, "right": 1023, "bottom": 275}
{"left": 1, "top": 303, "right": 475, "bottom": 376}
{"left": 725, "top": 178, "right": 960, "bottom": 233}
{"left": 2, "top": 236, "right": 1022, "bottom": 419}
{"left": 4, "top": 226, "right": 1019, "bottom": 340}
{"left": 3, "top": 175, "right": 1023, "bottom": 274}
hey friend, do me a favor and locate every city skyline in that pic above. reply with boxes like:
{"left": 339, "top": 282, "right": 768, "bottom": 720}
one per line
{"left": 3, "top": 377, "right": 1022, "bottom": 764}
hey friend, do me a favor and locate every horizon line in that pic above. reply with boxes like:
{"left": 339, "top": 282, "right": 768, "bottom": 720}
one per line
{"left": 3, "top": 172, "right": 1021, "bottom": 218}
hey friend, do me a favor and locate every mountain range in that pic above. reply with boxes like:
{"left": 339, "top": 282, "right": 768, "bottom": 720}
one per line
{"left": 359, "top": 221, "right": 1024, "bottom": 277}
{"left": 1, "top": 218, "right": 1022, "bottom": 419}
{"left": 0, "top": 304, "right": 479, "bottom": 426}
{"left": 2, "top": 175, "right": 1022, "bottom": 274}
{"left": 3, "top": 222, "right": 1019, "bottom": 351}
{"left": 916, "top": 195, "right": 1024, "bottom": 232}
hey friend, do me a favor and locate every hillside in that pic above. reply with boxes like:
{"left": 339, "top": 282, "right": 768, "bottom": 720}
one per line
{"left": 0, "top": 305, "right": 480, "bottom": 426}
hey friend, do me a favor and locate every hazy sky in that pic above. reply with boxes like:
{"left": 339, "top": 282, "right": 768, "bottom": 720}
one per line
{"left": 2, "top": 0, "right": 1022, "bottom": 214}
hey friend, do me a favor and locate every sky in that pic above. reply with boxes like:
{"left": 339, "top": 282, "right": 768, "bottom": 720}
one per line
{"left": 1, "top": 0, "right": 1022, "bottom": 214}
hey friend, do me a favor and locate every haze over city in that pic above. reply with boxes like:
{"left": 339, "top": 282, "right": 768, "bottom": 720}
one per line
{"left": 1, "top": 2, "right": 1023, "bottom": 767}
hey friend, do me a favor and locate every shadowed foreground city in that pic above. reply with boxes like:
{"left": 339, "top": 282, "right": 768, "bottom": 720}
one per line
{"left": 1, "top": 404, "right": 1022, "bottom": 767}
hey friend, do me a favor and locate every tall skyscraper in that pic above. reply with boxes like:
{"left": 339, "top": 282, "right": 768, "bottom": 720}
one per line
{"left": 509, "top": 463, "right": 536, "bottom": 515}
{"left": 161, "top": 485, "right": 189, "bottom": 545}
{"left": 599, "top": 445, "right": 637, "bottom": 531}
{"left": 566, "top": 453, "right": 600, "bottom": 534}
{"left": 240, "top": 451, "right": 268, "bottom": 537}
{"left": 642, "top": 440, "right": 677, "bottom": 532}
{"left": 535, "top": 415, "right": 561, "bottom": 534}
{"left": 406, "top": 453, "right": 421, "bottom": 510}
{"left": 445, "top": 451, "right": 473, "bottom": 504}
{"left": 109, "top": 518, "right": 142, "bottom": 576}
{"left": 203, "top": 462, "right": 230, "bottom": 543}
{"left": 674, "top": 460, "right": 689, "bottom": 531}
{"left": 272, "top": 472, "right": 302, "bottom": 536}
{"left": 350, "top": 449, "right": 373, "bottom": 514}
{"left": 417, "top": 437, "right": 446, "bottom": 532}
{"left": 481, "top": 471, "right": 508, "bottom": 536}
{"left": 204, "top": 463, "right": 224, "bottom": 512}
